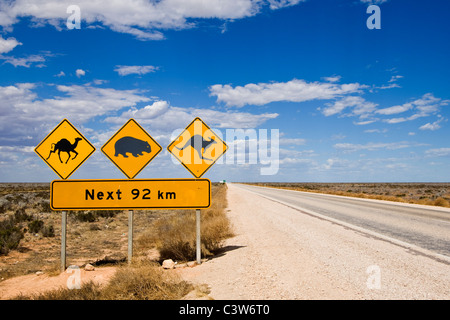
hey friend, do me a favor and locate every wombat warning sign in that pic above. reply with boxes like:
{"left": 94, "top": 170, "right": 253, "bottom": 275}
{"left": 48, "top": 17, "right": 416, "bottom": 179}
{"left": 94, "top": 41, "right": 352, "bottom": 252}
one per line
{"left": 101, "top": 119, "right": 162, "bottom": 179}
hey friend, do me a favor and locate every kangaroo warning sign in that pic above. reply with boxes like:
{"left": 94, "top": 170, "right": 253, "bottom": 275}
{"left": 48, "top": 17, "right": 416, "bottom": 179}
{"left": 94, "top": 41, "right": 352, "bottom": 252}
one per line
{"left": 101, "top": 119, "right": 162, "bottom": 179}
{"left": 34, "top": 119, "right": 96, "bottom": 180}
{"left": 167, "top": 117, "right": 228, "bottom": 178}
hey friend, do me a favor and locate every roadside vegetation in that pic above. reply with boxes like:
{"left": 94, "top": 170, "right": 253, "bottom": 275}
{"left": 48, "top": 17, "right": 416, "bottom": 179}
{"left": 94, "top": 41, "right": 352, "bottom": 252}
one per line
{"left": 15, "top": 261, "right": 193, "bottom": 300}
{"left": 247, "top": 182, "right": 450, "bottom": 208}
{"left": 138, "top": 183, "right": 233, "bottom": 261}
{"left": 0, "top": 182, "right": 231, "bottom": 300}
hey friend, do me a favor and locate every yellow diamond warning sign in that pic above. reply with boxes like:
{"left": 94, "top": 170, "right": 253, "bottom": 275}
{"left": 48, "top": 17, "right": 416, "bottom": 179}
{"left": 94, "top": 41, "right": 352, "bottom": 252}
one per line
{"left": 167, "top": 117, "right": 228, "bottom": 178}
{"left": 34, "top": 119, "right": 96, "bottom": 180}
{"left": 101, "top": 119, "right": 162, "bottom": 179}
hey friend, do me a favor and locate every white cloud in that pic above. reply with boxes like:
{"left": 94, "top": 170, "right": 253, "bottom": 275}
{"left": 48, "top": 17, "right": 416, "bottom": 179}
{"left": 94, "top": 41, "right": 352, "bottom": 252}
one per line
{"left": 114, "top": 65, "right": 158, "bottom": 76}
{"left": 334, "top": 141, "right": 413, "bottom": 153}
{"left": 388, "top": 75, "right": 403, "bottom": 83}
{"left": 279, "top": 138, "right": 306, "bottom": 146}
{"left": 364, "top": 128, "right": 387, "bottom": 134}
{"left": 322, "top": 158, "right": 351, "bottom": 170}
{"left": 354, "top": 120, "right": 377, "bottom": 125}
{"left": 376, "top": 75, "right": 403, "bottom": 90}
{"left": 0, "top": 36, "right": 21, "bottom": 54}
{"left": 210, "top": 78, "right": 367, "bottom": 107}
{"left": 0, "top": 53, "right": 48, "bottom": 67}
{"left": 419, "top": 116, "right": 446, "bottom": 131}
{"left": 0, "top": 83, "right": 150, "bottom": 144}
{"left": 55, "top": 71, "right": 65, "bottom": 77}
{"left": 267, "top": 0, "right": 305, "bottom": 10}
{"left": 76, "top": 69, "right": 86, "bottom": 77}
{"left": 379, "top": 93, "right": 448, "bottom": 125}
{"left": 0, "top": 0, "right": 303, "bottom": 40}
{"left": 360, "top": 0, "right": 388, "bottom": 4}
{"left": 322, "top": 75, "right": 342, "bottom": 83}
{"left": 320, "top": 96, "right": 377, "bottom": 118}
{"left": 104, "top": 101, "right": 279, "bottom": 131}
{"left": 376, "top": 103, "right": 413, "bottom": 115}
{"left": 377, "top": 94, "right": 442, "bottom": 116}
{"left": 425, "top": 148, "right": 450, "bottom": 157}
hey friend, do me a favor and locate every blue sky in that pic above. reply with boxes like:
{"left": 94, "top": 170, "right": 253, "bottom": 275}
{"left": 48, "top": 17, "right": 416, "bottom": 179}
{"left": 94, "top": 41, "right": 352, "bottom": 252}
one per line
{"left": 0, "top": 0, "right": 449, "bottom": 182}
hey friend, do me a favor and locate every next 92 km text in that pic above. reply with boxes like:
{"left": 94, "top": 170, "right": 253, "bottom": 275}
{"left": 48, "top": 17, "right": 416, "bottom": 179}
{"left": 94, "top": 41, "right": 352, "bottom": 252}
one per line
{"left": 85, "top": 188, "right": 176, "bottom": 201}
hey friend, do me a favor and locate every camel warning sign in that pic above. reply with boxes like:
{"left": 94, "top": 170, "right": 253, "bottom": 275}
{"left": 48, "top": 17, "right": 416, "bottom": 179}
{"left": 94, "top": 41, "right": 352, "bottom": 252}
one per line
{"left": 101, "top": 119, "right": 162, "bottom": 179}
{"left": 167, "top": 117, "right": 228, "bottom": 178}
{"left": 34, "top": 119, "right": 96, "bottom": 180}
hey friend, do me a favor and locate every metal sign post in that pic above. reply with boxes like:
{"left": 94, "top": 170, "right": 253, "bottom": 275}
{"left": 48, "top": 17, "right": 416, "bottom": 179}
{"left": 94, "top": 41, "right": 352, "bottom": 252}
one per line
{"left": 128, "top": 210, "right": 134, "bottom": 264}
{"left": 196, "top": 209, "right": 201, "bottom": 265}
{"left": 61, "top": 211, "right": 67, "bottom": 272}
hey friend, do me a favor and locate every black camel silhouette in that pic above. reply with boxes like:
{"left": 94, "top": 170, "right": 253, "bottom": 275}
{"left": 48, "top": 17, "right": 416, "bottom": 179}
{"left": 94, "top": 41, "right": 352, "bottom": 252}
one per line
{"left": 46, "top": 137, "right": 82, "bottom": 164}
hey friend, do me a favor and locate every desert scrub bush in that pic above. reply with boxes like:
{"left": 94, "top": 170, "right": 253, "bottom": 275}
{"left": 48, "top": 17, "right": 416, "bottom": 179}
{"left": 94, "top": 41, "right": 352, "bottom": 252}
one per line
{"left": 36, "top": 199, "right": 51, "bottom": 212}
{"left": 41, "top": 224, "right": 55, "bottom": 237}
{"left": 0, "top": 198, "right": 12, "bottom": 214}
{"left": 14, "top": 262, "right": 192, "bottom": 300}
{"left": 13, "top": 208, "right": 33, "bottom": 223}
{"left": 72, "top": 211, "right": 97, "bottom": 223}
{"left": 101, "top": 262, "right": 193, "bottom": 300}
{"left": 148, "top": 183, "right": 233, "bottom": 261}
{"left": 14, "top": 281, "right": 103, "bottom": 300}
{"left": 0, "top": 217, "right": 24, "bottom": 255}
{"left": 71, "top": 210, "right": 122, "bottom": 223}
{"left": 28, "top": 219, "right": 44, "bottom": 234}
{"left": 434, "top": 197, "right": 449, "bottom": 207}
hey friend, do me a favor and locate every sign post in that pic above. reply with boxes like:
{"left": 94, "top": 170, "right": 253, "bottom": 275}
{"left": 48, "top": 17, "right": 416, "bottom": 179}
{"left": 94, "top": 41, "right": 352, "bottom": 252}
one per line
{"left": 101, "top": 119, "right": 162, "bottom": 263}
{"left": 196, "top": 209, "right": 201, "bottom": 264}
{"left": 168, "top": 117, "right": 228, "bottom": 264}
{"left": 35, "top": 119, "right": 95, "bottom": 272}
{"left": 128, "top": 210, "right": 133, "bottom": 264}
{"left": 61, "top": 211, "right": 67, "bottom": 272}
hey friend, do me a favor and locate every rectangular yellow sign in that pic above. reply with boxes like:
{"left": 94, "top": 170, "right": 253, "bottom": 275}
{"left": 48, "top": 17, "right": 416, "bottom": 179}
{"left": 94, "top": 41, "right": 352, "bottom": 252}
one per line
{"left": 51, "top": 179, "right": 211, "bottom": 210}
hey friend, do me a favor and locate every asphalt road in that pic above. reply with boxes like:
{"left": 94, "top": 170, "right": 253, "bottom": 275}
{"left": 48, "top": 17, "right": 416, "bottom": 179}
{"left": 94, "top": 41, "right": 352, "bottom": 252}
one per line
{"left": 234, "top": 183, "right": 450, "bottom": 259}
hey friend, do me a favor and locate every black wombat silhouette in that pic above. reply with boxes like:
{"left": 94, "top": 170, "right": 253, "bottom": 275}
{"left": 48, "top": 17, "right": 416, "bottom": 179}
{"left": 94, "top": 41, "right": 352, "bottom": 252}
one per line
{"left": 46, "top": 137, "right": 82, "bottom": 164}
{"left": 114, "top": 136, "right": 151, "bottom": 158}
{"left": 175, "top": 135, "right": 217, "bottom": 162}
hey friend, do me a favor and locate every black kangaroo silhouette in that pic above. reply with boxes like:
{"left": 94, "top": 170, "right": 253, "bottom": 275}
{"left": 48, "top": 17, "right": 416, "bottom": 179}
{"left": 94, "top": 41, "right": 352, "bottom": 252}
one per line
{"left": 175, "top": 135, "right": 217, "bottom": 161}
{"left": 46, "top": 137, "right": 82, "bottom": 164}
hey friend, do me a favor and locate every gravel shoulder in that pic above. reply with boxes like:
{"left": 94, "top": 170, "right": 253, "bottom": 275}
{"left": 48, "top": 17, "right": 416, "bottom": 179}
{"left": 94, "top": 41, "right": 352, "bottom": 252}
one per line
{"left": 177, "top": 183, "right": 450, "bottom": 299}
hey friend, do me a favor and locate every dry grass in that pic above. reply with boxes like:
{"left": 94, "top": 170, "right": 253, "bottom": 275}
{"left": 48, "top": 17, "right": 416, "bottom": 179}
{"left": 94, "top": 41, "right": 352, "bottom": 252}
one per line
{"left": 246, "top": 182, "right": 450, "bottom": 208}
{"left": 15, "top": 261, "right": 192, "bottom": 300}
{"left": 137, "top": 183, "right": 233, "bottom": 261}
